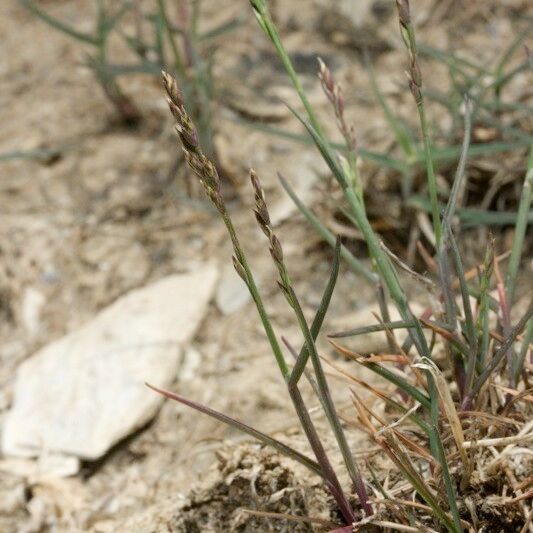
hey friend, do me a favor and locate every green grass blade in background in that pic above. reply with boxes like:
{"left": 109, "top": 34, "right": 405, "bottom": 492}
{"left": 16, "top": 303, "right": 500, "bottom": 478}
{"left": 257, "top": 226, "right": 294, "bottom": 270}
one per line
{"left": 505, "top": 147, "right": 533, "bottom": 307}
{"left": 278, "top": 174, "right": 376, "bottom": 284}
{"left": 20, "top": 0, "right": 99, "bottom": 45}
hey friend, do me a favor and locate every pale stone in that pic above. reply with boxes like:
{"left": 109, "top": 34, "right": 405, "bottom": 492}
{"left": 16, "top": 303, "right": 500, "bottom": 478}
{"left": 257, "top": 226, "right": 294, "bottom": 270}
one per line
{"left": 2, "top": 265, "right": 218, "bottom": 461}
{"left": 215, "top": 264, "right": 251, "bottom": 315}
{"left": 20, "top": 286, "right": 45, "bottom": 337}
{"left": 36, "top": 454, "right": 80, "bottom": 478}
{"left": 0, "top": 455, "right": 79, "bottom": 480}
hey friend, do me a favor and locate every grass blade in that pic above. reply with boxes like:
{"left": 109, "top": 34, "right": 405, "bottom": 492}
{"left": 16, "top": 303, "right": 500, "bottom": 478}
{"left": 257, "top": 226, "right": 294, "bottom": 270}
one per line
{"left": 20, "top": 0, "right": 99, "bottom": 45}
{"left": 329, "top": 339, "right": 431, "bottom": 410}
{"left": 470, "top": 303, "right": 533, "bottom": 400}
{"left": 475, "top": 242, "right": 494, "bottom": 372}
{"left": 408, "top": 195, "right": 533, "bottom": 226}
{"left": 443, "top": 96, "right": 473, "bottom": 225}
{"left": 93, "top": 62, "right": 162, "bottom": 76}
{"left": 445, "top": 222, "right": 478, "bottom": 396}
{"left": 505, "top": 147, "right": 533, "bottom": 307}
{"left": 427, "top": 426, "right": 463, "bottom": 533}
{"left": 330, "top": 318, "right": 459, "bottom": 341}
{"left": 0, "top": 146, "right": 67, "bottom": 162}
{"left": 365, "top": 51, "right": 416, "bottom": 163}
{"left": 329, "top": 319, "right": 418, "bottom": 339}
{"left": 249, "top": 0, "right": 324, "bottom": 136}
{"left": 100, "top": 1, "right": 132, "bottom": 36}
{"left": 289, "top": 238, "right": 341, "bottom": 385}
{"left": 431, "top": 139, "right": 532, "bottom": 162}
{"left": 417, "top": 42, "right": 489, "bottom": 76}
{"left": 145, "top": 383, "right": 322, "bottom": 476}
{"left": 199, "top": 16, "right": 244, "bottom": 41}
{"left": 285, "top": 103, "right": 347, "bottom": 189}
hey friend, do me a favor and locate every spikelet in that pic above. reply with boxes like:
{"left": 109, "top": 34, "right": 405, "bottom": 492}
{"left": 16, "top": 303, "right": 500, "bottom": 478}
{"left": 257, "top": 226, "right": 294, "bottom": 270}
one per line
{"left": 162, "top": 71, "right": 223, "bottom": 210}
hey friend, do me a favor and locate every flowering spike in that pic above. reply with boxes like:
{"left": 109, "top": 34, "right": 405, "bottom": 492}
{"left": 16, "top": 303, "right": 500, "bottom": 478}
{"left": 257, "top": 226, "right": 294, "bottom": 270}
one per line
{"left": 395, "top": 0, "right": 410, "bottom": 27}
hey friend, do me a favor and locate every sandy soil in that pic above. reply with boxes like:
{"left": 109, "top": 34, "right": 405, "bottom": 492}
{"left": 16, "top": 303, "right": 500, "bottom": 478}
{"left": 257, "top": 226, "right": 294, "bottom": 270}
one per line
{"left": 0, "top": 0, "right": 530, "bottom": 531}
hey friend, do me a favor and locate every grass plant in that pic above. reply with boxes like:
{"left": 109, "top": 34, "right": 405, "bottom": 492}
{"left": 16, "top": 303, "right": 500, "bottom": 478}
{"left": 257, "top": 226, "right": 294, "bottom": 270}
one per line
{"left": 148, "top": 1, "right": 532, "bottom": 531}
{"left": 238, "top": 2, "right": 532, "bottom": 239}
{"left": 20, "top": 0, "right": 237, "bottom": 163}
{"left": 21, "top": 0, "right": 141, "bottom": 125}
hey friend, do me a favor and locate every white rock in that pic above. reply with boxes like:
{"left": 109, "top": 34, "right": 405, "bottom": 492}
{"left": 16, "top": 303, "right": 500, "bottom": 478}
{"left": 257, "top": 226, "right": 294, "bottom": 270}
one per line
{"left": 36, "top": 454, "right": 81, "bottom": 478}
{"left": 21, "top": 287, "right": 46, "bottom": 337}
{"left": 215, "top": 264, "right": 251, "bottom": 315}
{"left": 331, "top": 302, "right": 424, "bottom": 354}
{"left": 2, "top": 265, "right": 218, "bottom": 461}
{"left": 0, "top": 455, "right": 80, "bottom": 480}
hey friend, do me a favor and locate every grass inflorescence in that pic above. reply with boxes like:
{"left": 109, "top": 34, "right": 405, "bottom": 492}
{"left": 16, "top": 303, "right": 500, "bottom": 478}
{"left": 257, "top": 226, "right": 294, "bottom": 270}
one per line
{"left": 149, "top": 1, "right": 532, "bottom": 531}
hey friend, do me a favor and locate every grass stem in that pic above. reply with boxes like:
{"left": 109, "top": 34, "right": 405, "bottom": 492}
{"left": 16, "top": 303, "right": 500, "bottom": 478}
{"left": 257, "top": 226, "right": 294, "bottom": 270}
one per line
{"left": 395, "top": 0, "right": 442, "bottom": 246}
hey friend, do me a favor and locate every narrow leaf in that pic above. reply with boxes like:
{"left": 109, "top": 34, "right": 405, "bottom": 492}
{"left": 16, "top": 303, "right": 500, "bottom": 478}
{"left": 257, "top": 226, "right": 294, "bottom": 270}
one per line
{"left": 285, "top": 103, "right": 348, "bottom": 190}
{"left": 199, "top": 16, "right": 244, "bottom": 41}
{"left": 471, "top": 303, "right": 533, "bottom": 397}
{"left": 443, "top": 96, "right": 473, "bottom": 225}
{"left": 145, "top": 383, "right": 322, "bottom": 476}
{"left": 329, "top": 339, "right": 431, "bottom": 410}
{"left": 330, "top": 319, "right": 418, "bottom": 339}
{"left": 289, "top": 238, "right": 341, "bottom": 385}
{"left": 505, "top": 147, "right": 532, "bottom": 306}
{"left": 21, "top": 0, "right": 99, "bottom": 44}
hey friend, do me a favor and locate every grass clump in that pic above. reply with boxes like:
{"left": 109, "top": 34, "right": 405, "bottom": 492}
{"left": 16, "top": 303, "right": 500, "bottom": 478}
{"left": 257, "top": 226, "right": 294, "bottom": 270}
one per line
{"left": 149, "top": 1, "right": 532, "bottom": 531}
{"left": 20, "top": 0, "right": 238, "bottom": 167}
{"left": 239, "top": 2, "right": 532, "bottom": 249}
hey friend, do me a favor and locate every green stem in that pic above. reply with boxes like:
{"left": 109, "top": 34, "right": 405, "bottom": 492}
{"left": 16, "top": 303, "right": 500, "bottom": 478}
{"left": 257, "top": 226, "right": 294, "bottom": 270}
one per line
{"left": 289, "top": 239, "right": 341, "bottom": 385}
{"left": 21, "top": 0, "right": 99, "bottom": 44}
{"left": 221, "top": 212, "right": 289, "bottom": 377}
{"left": 404, "top": 23, "right": 442, "bottom": 246}
{"left": 157, "top": 0, "right": 186, "bottom": 78}
{"left": 468, "top": 304, "right": 533, "bottom": 401}
{"left": 219, "top": 213, "right": 356, "bottom": 525}
{"left": 505, "top": 146, "right": 533, "bottom": 307}
{"left": 289, "top": 288, "right": 373, "bottom": 516}
{"left": 287, "top": 385, "right": 356, "bottom": 524}
{"left": 249, "top": 0, "right": 324, "bottom": 137}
